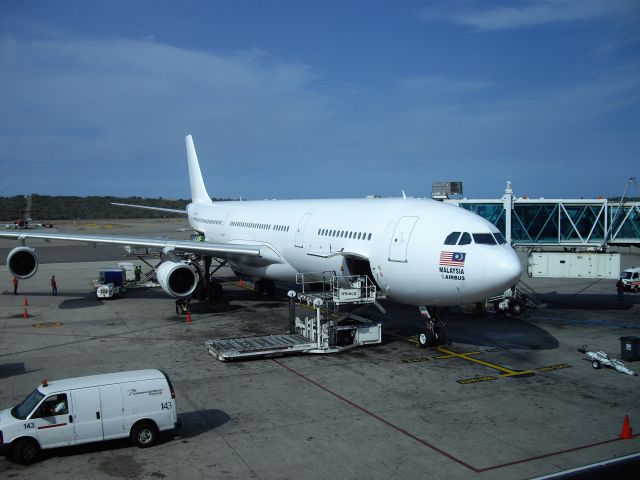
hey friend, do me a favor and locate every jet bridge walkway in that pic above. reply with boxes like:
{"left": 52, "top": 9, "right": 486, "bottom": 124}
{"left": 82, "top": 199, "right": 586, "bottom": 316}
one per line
{"left": 444, "top": 181, "right": 640, "bottom": 248}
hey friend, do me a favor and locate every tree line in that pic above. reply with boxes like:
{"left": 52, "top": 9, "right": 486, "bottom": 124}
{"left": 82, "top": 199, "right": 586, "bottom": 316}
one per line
{"left": 0, "top": 195, "right": 196, "bottom": 221}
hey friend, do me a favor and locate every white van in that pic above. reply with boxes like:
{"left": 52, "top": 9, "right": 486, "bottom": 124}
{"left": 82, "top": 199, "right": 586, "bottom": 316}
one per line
{"left": 620, "top": 267, "right": 640, "bottom": 292}
{"left": 0, "top": 369, "right": 178, "bottom": 464}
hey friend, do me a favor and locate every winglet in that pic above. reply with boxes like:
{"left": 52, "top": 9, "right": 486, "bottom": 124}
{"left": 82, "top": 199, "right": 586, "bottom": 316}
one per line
{"left": 186, "top": 135, "right": 213, "bottom": 204}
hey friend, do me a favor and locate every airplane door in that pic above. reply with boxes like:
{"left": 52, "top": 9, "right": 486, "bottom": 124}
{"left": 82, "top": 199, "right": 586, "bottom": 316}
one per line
{"left": 71, "top": 387, "right": 104, "bottom": 444}
{"left": 221, "top": 214, "right": 231, "bottom": 237}
{"left": 295, "top": 213, "right": 312, "bottom": 248}
{"left": 388, "top": 216, "right": 418, "bottom": 262}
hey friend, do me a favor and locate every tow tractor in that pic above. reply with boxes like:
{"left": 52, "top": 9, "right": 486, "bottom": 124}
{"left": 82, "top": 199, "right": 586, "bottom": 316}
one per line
{"left": 206, "top": 274, "right": 384, "bottom": 361}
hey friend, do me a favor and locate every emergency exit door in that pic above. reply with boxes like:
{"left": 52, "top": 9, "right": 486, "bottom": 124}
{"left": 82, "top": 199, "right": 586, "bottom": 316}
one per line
{"left": 295, "top": 213, "right": 312, "bottom": 248}
{"left": 388, "top": 216, "right": 418, "bottom": 262}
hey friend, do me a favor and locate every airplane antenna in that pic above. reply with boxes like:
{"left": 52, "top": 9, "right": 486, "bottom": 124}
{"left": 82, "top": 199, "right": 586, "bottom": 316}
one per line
{"left": 402, "top": 190, "right": 407, "bottom": 200}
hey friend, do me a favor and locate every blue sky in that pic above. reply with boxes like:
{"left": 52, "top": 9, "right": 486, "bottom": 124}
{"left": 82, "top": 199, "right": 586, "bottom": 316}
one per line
{"left": 1, "top": 0, "right": 639, "bottom": 200}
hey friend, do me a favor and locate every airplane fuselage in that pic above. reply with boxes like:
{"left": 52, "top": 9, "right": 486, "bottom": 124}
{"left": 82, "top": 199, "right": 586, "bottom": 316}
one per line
{"left": 187, "top": 197, "right": 522, "bottom": 306}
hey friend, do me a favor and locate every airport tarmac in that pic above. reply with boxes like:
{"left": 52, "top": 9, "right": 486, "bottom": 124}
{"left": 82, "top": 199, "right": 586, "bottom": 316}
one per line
{"left": 0, "top": 220, "right": 639, "bottom": 479}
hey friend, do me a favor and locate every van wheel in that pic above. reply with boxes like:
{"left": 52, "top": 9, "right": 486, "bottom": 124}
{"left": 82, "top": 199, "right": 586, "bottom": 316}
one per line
{"left": 131, "top": 421, "right": 158, "bottom": 448}
{"left": 13, "top": 438, "right": 40, "bottom": 465}
{"left": 634, "top": 286, "right": 639, "bottom": 292}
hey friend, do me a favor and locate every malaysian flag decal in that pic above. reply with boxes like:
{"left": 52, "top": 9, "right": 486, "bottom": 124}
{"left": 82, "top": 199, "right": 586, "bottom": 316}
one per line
{"left": 439, "top": 251, "right": 466, "bottom": 267}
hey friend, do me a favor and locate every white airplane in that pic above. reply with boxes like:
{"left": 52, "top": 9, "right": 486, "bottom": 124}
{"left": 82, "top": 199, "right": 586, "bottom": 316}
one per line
{"left": 1, "top": 135, "right": 521, "bottom": 347}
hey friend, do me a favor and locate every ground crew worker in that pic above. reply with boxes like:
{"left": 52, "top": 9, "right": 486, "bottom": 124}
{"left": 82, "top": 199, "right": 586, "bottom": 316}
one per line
{"left": 134, "top": 265, "right": 142, "bottom": 281}
{"left": 51, "top": 275, "right": 57, "bottom": 296}
{"left": 616, "top": 279, "right": 625, "bottom": 302}
{"left": 12, "top": 276, "right": 18, "bottom": 295}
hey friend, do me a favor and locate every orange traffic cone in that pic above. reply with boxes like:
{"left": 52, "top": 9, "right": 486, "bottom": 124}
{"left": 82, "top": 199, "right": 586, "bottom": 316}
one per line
{"left": 185, "top": 311, "right": 192, "bottom": 323}
{"left": 620, "top": 415, "right": 633, "bottom": 439}
{"left": 24, "top": 297, "right": 29, "bottom": 307}
{"left": 23, "top": 308, "right": 29, "bottom": 319}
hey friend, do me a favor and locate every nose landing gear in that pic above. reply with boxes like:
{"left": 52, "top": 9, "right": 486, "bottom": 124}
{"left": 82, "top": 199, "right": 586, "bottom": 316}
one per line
{"left": 417, "top": 306, "right": 447, "bottom": 348}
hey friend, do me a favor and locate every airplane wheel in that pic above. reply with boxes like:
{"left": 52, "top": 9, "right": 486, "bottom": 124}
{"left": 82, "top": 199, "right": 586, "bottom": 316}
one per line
{"left": 418, "top": 331, "right": 434, "bottom": 348}
{"left": 434, "top": 327, "right": 446, "bottom": 346}
{"left": 509, "top": 301, "right": 523, "bottom": 316}
{"left": 592, "top": 360, "right": 601, "bottom": 369}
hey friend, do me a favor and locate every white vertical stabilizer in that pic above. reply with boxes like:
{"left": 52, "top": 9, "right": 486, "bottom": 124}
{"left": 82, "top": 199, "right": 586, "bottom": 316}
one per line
{"left": 186, "top": 135, "right": 213, "bottom": 205}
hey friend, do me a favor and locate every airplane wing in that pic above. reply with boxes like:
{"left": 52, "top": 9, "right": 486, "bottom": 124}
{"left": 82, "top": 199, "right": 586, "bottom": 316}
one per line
{"left": 307, "top": 249, "right": 369, "bottom": 260}
{"left": 0, "top": 231, "right": 260, "bottom": 258}
{"left": 111, "top": 203, "right": 187, "bottom": 214}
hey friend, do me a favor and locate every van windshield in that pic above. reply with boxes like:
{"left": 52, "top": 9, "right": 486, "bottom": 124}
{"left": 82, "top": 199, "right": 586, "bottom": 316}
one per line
{"left": 621, "top": 272, "right": 633, "bottom": 280}
{"left": 11, "top": 389, "right": 44, "bottom": 420}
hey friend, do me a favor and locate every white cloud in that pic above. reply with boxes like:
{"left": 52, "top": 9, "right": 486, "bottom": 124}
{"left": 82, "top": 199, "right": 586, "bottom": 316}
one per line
{"left": 421, "top": 0, "right": 639, "bottom": 31}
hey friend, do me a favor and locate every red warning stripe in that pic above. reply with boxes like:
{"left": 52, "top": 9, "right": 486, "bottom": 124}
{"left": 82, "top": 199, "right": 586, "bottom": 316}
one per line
{"left": 37, "top": 423, "right": 67, "bottom": 430}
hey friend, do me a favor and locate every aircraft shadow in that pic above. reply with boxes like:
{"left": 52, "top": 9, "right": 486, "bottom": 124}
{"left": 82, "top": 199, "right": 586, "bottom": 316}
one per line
{"left": 0, "top": 362, "right": 43, "bottom": 380}
{"left": 539, "top": 292, "right": 638, "bottom": 310}
{"left": 377, "top": 303, "right": 561, "bottom": 351}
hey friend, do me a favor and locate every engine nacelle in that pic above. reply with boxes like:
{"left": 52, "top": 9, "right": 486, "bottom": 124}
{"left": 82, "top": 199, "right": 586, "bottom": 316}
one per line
{"left": 156, "top": 261, "right": 198, "bottom": 298}
{"left": 7, "top": 246, "right": 39, "bottom": 279}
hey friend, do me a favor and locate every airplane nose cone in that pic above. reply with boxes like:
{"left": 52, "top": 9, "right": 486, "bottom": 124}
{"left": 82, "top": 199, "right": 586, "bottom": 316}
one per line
{"left": 494, "top": 248, "right": 522, "bottom": 288}
{"left": 480, "top": 247, "right": 522, "bottom": 295}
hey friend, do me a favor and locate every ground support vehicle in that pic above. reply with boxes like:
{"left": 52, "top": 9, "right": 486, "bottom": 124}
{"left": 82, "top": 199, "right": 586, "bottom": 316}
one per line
{"left": 0, "top": 369, "right": 178, "bottom": 464}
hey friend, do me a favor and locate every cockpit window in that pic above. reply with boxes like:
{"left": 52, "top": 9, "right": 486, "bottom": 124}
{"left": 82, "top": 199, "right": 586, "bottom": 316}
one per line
{"left": 473, "top": 233, "right": 497, "bottom": 245}
{"left": 458, "top": 232, "right": 472, "bottom": 245}
{"left": 444, "top": 232, "right": 461, "bottom": 245}
{"left": 493, "top": 232, "right": 507, "bottom": 244}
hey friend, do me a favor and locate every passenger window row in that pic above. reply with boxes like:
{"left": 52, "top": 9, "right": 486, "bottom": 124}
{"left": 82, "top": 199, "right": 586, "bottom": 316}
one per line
{"left": 193, "top": 217, "right": 222, "bottom": 225}
{"left": 444, "top": 231, "right": 507, "bottom": 245}
{"left": 231, "top": 221, "right": 272, "bottom": 230}
{"left": 317, "top": 228, "right": 372, "bottom": 241}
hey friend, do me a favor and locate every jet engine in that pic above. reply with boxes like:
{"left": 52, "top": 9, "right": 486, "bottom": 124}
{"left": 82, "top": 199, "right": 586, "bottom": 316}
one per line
{"left": 7, "top": 246, "right": 39, "bottom": 279}
{"left": 156, "top": 261, "right": 198, "bottom": 298}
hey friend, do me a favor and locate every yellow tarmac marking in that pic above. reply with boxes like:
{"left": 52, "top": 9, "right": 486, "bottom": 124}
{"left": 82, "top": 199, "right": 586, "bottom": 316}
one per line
{"left": 32, "top": 322, "right": 63, "bottom": 328}
{"left": 434, "top": 346, "right": 534, "bottom": 377}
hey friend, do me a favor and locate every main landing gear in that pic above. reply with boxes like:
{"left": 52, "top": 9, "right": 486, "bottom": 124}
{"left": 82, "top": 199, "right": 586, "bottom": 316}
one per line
{"left": 417, "top": 306, "right": 447, "bottom": 348}
{"left": 254, "top": 279, "right": 276, "bottom": 297}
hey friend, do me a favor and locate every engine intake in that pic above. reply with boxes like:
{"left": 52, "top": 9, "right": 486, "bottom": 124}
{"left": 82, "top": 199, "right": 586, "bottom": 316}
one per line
{"left": 7, "top": 246, "right": 39, "bottom": 279}
{"left": 156, "top": 261, "right": 198, "bottom": 298}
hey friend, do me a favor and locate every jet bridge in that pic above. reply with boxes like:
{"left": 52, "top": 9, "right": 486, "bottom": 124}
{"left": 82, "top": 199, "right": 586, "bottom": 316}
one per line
{"left": 444, "top": 181, "right": 640, "bottom": 248}
{"left": 205, "top": 274, "right": 383, "bottom": 361}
